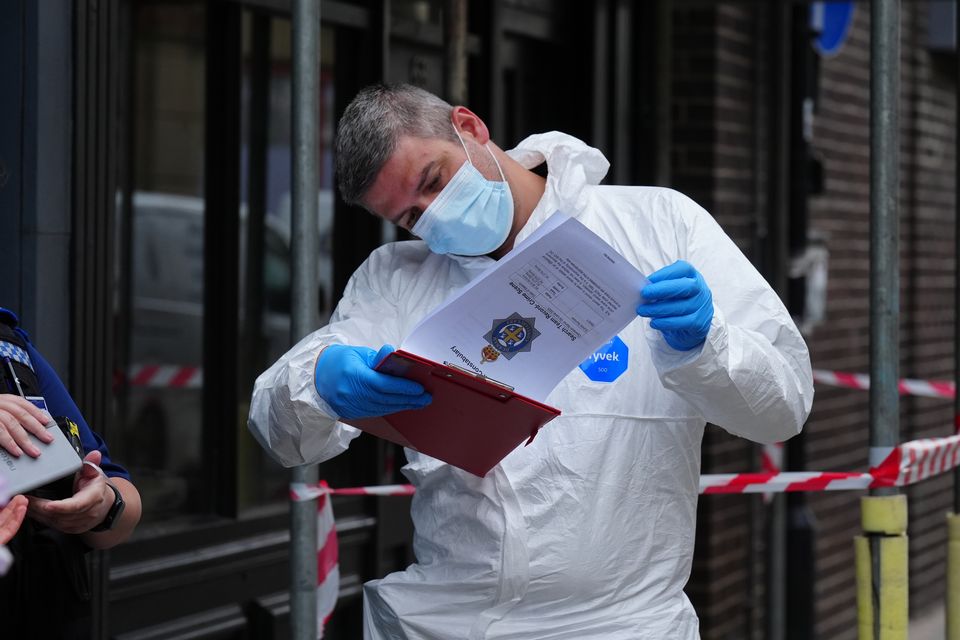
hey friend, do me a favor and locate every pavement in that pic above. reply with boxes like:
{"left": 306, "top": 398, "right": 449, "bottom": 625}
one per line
{"left": 910, "top": 603, "right": 944, "bottom": 640}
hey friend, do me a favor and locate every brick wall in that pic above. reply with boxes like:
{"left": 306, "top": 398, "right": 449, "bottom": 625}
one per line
{"left": 674, "top": 2, "right": 957, "bottom": 639}
{"left": 897, "top": 0, "right": 956, "bottom": 616}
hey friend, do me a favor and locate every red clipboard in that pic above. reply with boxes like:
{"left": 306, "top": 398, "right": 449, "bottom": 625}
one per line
{"left": 344, "top": 350, "right": 561, "bottom": 477}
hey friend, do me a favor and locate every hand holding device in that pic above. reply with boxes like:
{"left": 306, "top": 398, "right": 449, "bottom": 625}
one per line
{"left": 0, "top": 394, "right": 54, "bottom": 458}
{"left": 26, "top": 450, "right": 116, "bottom": 535}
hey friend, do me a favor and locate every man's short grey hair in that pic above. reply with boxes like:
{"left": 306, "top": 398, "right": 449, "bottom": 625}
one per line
{"left": 336, "top": 83, "right": 458, "bottom": 208}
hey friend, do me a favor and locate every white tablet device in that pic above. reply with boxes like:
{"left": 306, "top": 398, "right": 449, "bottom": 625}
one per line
{"left": 0, "top": 421, "right": 83, "bottom": 496}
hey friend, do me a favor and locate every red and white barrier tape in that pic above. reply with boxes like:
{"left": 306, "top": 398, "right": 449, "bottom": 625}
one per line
{"left": 315, "top": 482, "right": 338, "bottom": 635}
{"left": 125, "top": 365, "right": 203, "bottom": 389}
{"left": 291, "top": 483, "right": 415, "bottom": 502}
{"left": 699, "top": 432, "right": 960, "bottom": 494}
{"left": 761, "top": 442, "right": 783, "bottom": 474}
{"left": 291, "top": 433, "right": 960, "bottom": 501}
{"left": 812, "top": 369, "right": 955, "bottom": 399}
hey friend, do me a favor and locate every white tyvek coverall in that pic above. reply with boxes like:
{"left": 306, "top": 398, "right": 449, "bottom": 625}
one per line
{"left": 248, "top": 132, "right": 813, "bottom": 640}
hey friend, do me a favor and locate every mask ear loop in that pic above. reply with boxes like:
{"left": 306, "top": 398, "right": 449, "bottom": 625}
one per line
{"left": 451, "top": 125, "right": 474, "bottom": 166}
{"left": 486, "top": 146, "right": 507, "bottom": 182}
{"left": 452, "top": 123, "right": 508, "bottom": 183}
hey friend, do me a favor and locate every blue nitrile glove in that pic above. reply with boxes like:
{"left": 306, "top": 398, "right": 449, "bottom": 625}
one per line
{"left": 636, "top": 260, "right": 714, "bottom": 351}
{"left": 314, "top": 344, "right": 432, "bottom": 419}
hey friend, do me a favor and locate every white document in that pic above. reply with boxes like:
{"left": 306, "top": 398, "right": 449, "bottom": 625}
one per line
{"left": 402, "top": 212, "right": 648, "bottom": 401}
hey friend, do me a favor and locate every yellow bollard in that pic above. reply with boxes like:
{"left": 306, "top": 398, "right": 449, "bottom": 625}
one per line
{"left": 948, "top": 513, "right": 960, "bottom": 640}
{"left": 855, "top": 535, "right": 874, "bottom": 640}
{"left": 854, "top": 495, "right": 908, "bottom": 640}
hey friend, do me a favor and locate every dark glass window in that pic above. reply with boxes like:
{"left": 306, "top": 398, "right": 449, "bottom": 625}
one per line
{"left": 114, "top": 1, "right": 383, "bottom": 537}
{"left": 114, "top": 2, "right": 209, "bottom": 530}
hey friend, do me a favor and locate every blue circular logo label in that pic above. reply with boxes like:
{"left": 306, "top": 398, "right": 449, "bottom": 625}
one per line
{"left": 579, "top": 335, "right": 629, "bottom": 383}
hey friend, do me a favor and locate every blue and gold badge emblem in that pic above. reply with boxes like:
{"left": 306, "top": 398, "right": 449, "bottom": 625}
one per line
{"left": 482, "top": 312, "right": 541, "bottom": 361}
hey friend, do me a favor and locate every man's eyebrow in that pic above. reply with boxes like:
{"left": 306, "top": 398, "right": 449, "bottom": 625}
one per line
{"left": 385, "top": 160, "right": 437, "bottom": 223}
{"left": 415, "top": 160, "right": 436, "bottom": 193}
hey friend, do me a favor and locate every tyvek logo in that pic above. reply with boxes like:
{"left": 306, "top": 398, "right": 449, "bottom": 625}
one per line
{"left": 579, "top": 335, "right": 629, "bottom": 382}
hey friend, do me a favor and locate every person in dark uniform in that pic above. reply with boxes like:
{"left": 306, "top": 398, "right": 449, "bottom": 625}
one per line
{"left": 0, "top": 307, "right": 142, "bottom": 638}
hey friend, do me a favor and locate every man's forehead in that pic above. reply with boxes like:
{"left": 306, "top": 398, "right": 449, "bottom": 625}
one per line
{"left": 391, "top": 135, "right": 450, "bottom": 173}
{"left": 388, "top": 136, "right": 435, "bottom": 177}
{"left": 363, "top": 136, "right": 449, "bottom": 215}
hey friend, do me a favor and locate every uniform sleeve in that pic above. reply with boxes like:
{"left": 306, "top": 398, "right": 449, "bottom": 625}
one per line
{"left": 23, "top": 341, "right": 131, "bottom": 481}
{"left": 248, "top": 246, "right": 407, "bottom": 467}
{"left": 645, "top": 191, "right": 814, "bottom": 444}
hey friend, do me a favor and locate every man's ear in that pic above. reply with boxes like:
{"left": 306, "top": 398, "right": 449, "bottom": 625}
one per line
{"left": 451, "top": 106, "right": 490, "bottom": 145}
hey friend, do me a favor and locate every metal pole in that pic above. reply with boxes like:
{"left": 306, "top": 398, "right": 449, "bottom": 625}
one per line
{"left": 291, "top": 1, "right": 320, "bottom": 638}
{"left": 784, "top": 7, "right": 818, "bottom": 639}
{"left": 748, "top": 11, "right": 765, "bottom": 633}
{"left": 869, "top": 0, "right": 900, "bottom": 494}
{"left": 444, "top": 0, "right": 468, "bottom": 104}
{"left": 766, "top": 4, "right": 791, "bottom": 638}
{"left": 860, "top": 3, "right": 908, "bottom": 639}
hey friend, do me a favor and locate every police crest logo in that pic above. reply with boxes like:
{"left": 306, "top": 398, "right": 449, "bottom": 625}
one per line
{"left": 480, "top": 345, "right": 500, "bottom": 364}
{"left": 482, "top": 313, "right": 541, "bottom": 361}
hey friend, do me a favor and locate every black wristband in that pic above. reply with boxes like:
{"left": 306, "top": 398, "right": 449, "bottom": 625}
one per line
{"left": 90, "top": 482, "right": 125, "bottom": 533}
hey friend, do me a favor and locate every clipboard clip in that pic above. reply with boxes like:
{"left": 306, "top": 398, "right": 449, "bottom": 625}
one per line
{"left": 441, "top": 361, "right": 515, "bottom": 393}
{"left": 439, "top": 360, "right": 543, "bottom": 445}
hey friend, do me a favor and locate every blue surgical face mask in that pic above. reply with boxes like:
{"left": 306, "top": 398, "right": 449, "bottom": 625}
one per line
{"left": 411, "top": 127, "right": 514, "bottom": 256}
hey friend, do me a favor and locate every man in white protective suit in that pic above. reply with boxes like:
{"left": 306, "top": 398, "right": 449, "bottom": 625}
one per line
{"left": 248, "top": 83, "right": 814, "bottom": 640}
